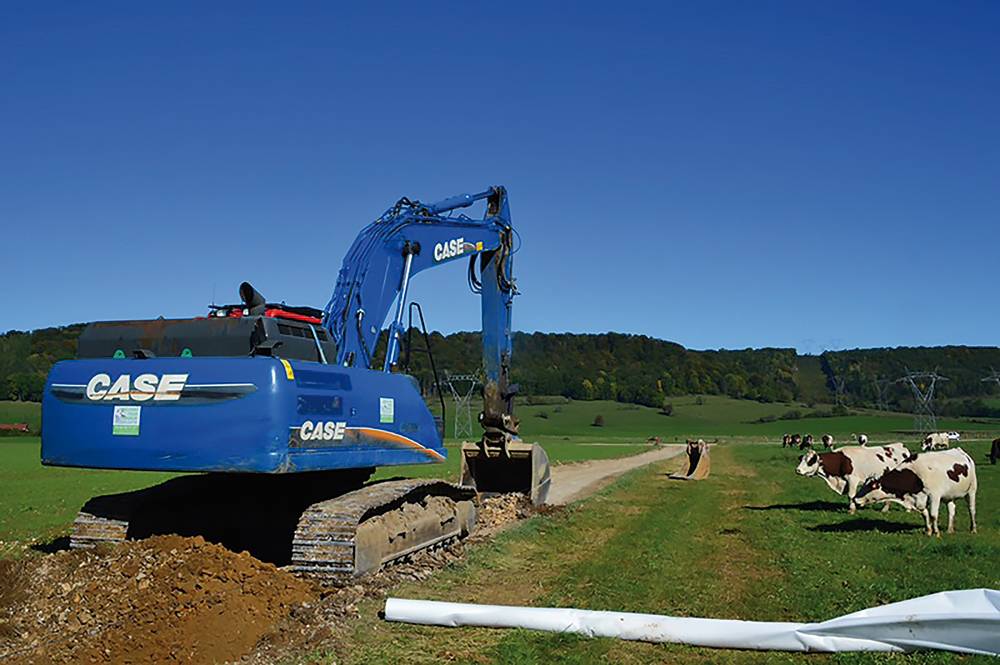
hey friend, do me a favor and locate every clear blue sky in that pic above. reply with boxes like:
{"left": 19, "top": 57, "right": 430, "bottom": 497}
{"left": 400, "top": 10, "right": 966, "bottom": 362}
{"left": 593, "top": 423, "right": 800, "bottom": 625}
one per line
{"left": 2, "top": 2, "right": 997, "bottom": 353}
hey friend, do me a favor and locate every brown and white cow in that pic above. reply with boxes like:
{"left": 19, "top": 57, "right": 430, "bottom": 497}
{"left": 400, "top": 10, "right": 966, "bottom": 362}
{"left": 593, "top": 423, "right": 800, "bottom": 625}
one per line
{"left": 922, "top": 432, "right": 951, "bottom": 452}
{"left": 854, "top": 448, "right": 977, "bottom": 536}
{"left": 795, "top": 444, "right": 910, "bottom": 513}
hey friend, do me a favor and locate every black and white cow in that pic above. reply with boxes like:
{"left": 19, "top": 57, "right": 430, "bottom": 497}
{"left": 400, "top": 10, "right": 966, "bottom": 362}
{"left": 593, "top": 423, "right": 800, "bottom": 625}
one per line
{"left": 795, "top": 444, "right": 910, "bottom": 513}
{"left": 991, "top": 438, "right": 1000, "bottom": 465}
{"left": 854, "top": 448, "right": 978, "bottom": 536}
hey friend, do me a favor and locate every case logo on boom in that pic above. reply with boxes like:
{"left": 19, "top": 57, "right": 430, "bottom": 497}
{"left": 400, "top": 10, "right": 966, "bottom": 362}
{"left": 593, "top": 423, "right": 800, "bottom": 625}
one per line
{"left": 86, "top": 373, "right": 188, "bottom": 401}
{"left": 433, "top": 237, "right": 482, "bottom": 262}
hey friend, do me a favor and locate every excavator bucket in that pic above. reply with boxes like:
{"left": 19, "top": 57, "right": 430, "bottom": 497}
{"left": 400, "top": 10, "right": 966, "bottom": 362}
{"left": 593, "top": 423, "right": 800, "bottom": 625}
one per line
{"left": 669, "top": 439, "right": 711, "bottom": 480}
{"left": 459, "top": 441, "right": 551, "bottom": 506}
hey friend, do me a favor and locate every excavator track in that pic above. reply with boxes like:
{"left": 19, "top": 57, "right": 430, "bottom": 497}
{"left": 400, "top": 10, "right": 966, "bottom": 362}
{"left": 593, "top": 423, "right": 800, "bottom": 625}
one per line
{"left": 71, "top": 510, "right": 130, "bottom": 549}
{"left": 291, "top": 479, "right": 476, "bottom": 580}
{"left": 68, "top": 475, "right": 477, "bottom": 582}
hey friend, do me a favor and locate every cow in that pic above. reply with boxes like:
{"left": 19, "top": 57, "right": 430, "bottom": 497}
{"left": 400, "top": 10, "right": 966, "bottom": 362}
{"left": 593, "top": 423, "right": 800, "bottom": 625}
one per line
{"left": 0, "top": 423, "right": 29, "bottom": 433}
{"left": 991, "top": 438, "right": 1000, "bottom": 465}
{"left": 795, "top": 443, "right": 910, "bottom": 514}
{"left": 782, "top": 433, "right": 792, "bottom": 448}
{"left": 854, "top": 448, "right": 977, "bottom": 536}
{"left": 821, "top": 434, "right": 834, "bottom": 449}
{"left": 800, "top": 434, "right": 814, "bottom": 450}
{"left": 922, "top": 432, "right": 950, "bottom": 452}
{"left": 857, "top": 434, "right": 868, "bottom": 446}
{"left": 791, "top": 433, "right": 802, "bottom": 448}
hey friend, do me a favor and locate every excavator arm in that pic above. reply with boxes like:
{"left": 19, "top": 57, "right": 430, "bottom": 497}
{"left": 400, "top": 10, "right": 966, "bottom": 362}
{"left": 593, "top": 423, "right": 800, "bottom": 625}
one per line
{"left": 323, "top": 186, "right": 549, "bottom": 503}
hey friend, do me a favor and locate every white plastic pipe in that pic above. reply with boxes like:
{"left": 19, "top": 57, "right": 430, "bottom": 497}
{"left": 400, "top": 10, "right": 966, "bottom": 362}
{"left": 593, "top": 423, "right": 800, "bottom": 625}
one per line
{"left": 384, "top": 588, "right": 1000, "bottom": 655}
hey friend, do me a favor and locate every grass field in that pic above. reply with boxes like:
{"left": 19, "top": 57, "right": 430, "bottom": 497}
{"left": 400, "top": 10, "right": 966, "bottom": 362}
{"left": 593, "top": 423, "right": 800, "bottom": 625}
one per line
{"left": 2, "top": 398, "right": 998, "bottom": 661}
{"left": 514, "top": 395, "right": 999, "bottom": 442}
{"left": 0, "top": 437, "right": 176, "bottom": 551}
{"left": 0, "top": 401, "right": 41, "bottom": 433}
{"left": 2, "top": 396, "right": 998, "bottom": 554}
{"left": 335, "top": 441, "right": 1000, "bottom": 664}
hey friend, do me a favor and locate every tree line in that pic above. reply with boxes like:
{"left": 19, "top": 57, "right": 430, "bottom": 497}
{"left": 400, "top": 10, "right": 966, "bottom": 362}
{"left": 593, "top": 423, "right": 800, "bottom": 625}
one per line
{"left": 3, "top": 325, "right": 999, "bottom": 417}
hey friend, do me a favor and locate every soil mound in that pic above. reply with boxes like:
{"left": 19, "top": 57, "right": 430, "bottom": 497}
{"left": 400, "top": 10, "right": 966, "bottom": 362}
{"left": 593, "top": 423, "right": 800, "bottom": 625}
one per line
{"left": 0, "top": 493, "right": 537, "bottom": 664}
{"left": 0, "top": 535, "right": 315, "bottom": 664}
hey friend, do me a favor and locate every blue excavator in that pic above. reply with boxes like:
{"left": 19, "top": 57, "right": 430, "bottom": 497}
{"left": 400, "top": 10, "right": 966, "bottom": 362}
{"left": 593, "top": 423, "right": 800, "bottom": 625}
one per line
{"left": 41, "top": 186, "right": 550, "bottom": 578}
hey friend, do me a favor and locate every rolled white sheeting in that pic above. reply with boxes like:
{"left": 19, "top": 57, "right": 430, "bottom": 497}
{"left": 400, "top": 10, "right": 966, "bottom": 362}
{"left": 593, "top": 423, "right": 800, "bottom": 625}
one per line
{"left": 384, "top": 588, "right": 1000, "bottom": 654}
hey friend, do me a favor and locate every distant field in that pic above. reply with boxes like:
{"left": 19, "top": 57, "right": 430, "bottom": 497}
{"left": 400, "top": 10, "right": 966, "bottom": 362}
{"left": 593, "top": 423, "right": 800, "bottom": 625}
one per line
{"left": 513, "top": 396, "right": 1000, "bottom": 442}
{"left": 0, "top": 401, "right": 41, "bottom": 433}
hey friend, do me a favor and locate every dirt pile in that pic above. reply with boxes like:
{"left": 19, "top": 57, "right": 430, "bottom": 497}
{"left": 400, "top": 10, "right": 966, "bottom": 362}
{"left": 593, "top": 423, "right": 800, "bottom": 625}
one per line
{"left": 0, "top": 493, "right": 538, "bottom": 664}
{"left": 474, "top": 493, "right": 534, "bottom": 532}
{"left": 0, "top": 535, "right": 315, "bottom": 664}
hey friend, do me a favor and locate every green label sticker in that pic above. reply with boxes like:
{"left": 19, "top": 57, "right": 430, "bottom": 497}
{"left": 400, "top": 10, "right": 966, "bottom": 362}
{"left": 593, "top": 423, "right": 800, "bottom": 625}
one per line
{"left": 379, "top": 397, "right": 394, "bottom": 424}
{"left": 113, "top": 406, "right": 141, "bottom": 436}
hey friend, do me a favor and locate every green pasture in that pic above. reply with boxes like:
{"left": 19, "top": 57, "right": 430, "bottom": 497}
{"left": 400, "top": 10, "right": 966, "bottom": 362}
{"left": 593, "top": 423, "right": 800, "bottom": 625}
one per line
{"left": 2, "top": 396, "right": 997, "bottom": 556}
{"left": 513, "top": 395, "right": 998, "bottom": 442}
{"left": 337, "top": 441, "right": 1000, "bottom": 664}
{"left": 0, "top": 436, "right": 175, "bottom": 552}
{"left": 0, "top": 401, "right": 41, "bottom": 433}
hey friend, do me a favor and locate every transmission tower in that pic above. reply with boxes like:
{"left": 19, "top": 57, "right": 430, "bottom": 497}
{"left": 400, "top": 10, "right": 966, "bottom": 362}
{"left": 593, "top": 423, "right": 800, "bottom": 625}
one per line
{"left": 872, "top": 376, "right": 892, "bottom": 411}
{"left": 445, "top": 372, "right": 479, "bottom": 439}
{"left": 982, "top": 367, "right": 1000, "bottom": 390}
{"left": 833, "top": 375, "right": 848, "bottom": 407}
{"left": 896, "top": 368, "right": 948, "bottom": 434}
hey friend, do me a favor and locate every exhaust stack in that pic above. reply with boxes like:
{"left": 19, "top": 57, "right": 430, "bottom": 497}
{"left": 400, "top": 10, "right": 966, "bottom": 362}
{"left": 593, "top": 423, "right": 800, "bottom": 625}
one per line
{"left": 239, "top": 282, "right": 267, "bottom": 315}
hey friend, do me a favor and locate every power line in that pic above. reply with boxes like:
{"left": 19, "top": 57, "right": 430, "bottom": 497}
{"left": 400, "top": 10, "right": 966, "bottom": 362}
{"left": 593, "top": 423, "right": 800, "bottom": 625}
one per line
{"left": 444, "top": 372, "right": 480, "bottom": 439}
{"left": 833, "top": 375, "right": 848, "bottom": 407}
{"left": 982, "top": 367, "right": 1000, "bottom": 389}
{"left": 896, "top": 368, "right": 948, "bottom": 434}
{"left": 872, "top": 376, "right": 892, "bottom": 411}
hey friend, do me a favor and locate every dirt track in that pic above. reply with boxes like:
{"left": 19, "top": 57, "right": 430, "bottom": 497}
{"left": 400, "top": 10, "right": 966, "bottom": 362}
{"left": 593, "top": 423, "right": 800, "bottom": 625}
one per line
{"left": 547, "top": 445, "right": 685, "bottom": 505}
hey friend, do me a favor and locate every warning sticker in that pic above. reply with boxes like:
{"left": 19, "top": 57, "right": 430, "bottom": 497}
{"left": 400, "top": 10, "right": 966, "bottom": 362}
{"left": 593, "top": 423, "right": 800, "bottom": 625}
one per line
{"left": 379, "top": 397, "right": 395, "bottom": 424}
{"left": 113, "top": 405, "right": 141, "bottom": 436}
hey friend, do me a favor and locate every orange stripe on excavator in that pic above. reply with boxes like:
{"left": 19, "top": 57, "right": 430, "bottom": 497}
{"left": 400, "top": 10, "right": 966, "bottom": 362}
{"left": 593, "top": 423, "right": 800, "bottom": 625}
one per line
{"left": 348, "top": 427, "right": 446, "bottom": 461}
